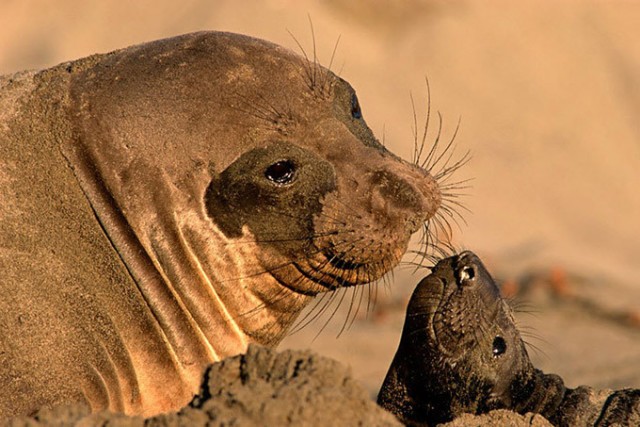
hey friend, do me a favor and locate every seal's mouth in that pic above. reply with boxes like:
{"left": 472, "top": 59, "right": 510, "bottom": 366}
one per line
{"left": 429, "top": 278, "right": 460, "bottom": 359}
{"left": 288, "top": 245, "right": 395, "bottom": 293}
{"left": 323, "top": 249, "right": 367, "bottom": 271}
{"left": 405, "top": 255, "right": 475, "bottom": 359}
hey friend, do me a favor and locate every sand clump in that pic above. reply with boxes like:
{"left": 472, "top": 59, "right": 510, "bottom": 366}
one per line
{"left": 5, "top": 345, "right": 400, "bottom": 426}
{"left": 3, "top": 345, "right": 552, "bottom": 427}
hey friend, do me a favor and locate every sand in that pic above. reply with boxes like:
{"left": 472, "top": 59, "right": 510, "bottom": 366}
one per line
{"left": 5, "top": 345, "right": 549, "bottom": 426}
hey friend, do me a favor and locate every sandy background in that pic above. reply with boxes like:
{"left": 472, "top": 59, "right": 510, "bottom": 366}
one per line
{"left": 2, "top": 0, "right": 639, "bottom": 400}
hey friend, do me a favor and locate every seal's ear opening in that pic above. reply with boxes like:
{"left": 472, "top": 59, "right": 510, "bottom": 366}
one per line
{"left": 350, "top": 92, "right": 363, "bottom": 120}
{"left": 331, "top": 79, "right": 382, "bottom": 150}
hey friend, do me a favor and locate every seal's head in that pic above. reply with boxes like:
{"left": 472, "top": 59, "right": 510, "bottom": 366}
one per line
{"left": 378, "top": 251, "right": 532, "bottom": 425}
{"left": 62, "top": 31, "right": 442, "bottom": 388}
{"left": 0, "top": 31, "right": 452, "bottom": 417}
{"left": 198, "top": 42, "right": 441, "bottom": 295}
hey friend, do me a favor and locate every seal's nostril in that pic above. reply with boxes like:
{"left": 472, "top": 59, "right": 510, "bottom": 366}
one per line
{"left": 370, "top": 161, "right": 443, "bottom": 237}
{"left": 370, "top": 169, "right": 431, "bottom": 234}
{"left": 372, "top": 170, "right": 421, "bottom": 211}
{"left": 461, "top": 266, "right": 475, "bottom": 281}
{"left": 458, "top": 266, "right": 476, "bottom": 286}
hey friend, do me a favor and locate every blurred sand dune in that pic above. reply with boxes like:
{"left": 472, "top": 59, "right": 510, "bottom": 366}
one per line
{"left": 2, "top": 0, "right": 639, "bottom": 399}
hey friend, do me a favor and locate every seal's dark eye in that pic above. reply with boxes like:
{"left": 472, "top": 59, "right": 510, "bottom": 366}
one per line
{"left": 492, "top": 336, "right": 506, "bottom": 357}
{"left": 265, "top": 160, "right": 296, "bottom": 185}
{"left": 351, "top": 93, "right": 362, "bottom": 120}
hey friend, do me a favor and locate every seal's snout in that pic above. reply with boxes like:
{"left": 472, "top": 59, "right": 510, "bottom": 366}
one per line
{"left": 457, "top": 265, "right": 476, "bottom": 287}
{"left": 370, "top": 165, "right": 441, "bottom": 234}
{"left": 455, "top": 251, "right": 502, "bottom": 301}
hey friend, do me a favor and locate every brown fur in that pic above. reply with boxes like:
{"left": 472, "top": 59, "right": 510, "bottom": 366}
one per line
{"left": 0, "top": 32, "right": 440, "bottom": 417}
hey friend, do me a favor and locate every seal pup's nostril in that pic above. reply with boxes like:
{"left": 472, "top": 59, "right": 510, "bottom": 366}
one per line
{"left": 458, "top": 266, "right": 476, "bottom": 286}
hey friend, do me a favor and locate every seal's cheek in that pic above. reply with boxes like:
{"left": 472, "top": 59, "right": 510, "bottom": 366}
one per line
{"left": 204, "top": 141, "right": 336, "bottom": 252}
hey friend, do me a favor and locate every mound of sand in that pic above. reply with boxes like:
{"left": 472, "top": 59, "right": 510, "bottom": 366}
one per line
{"left": 8, "top": 345, "right": 399, "bottom": 426}
{"left": 6, "top": 345, "right": 550, "bottom": 427}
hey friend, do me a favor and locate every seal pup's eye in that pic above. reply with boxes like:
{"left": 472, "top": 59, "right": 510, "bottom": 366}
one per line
{"left": 351, "top": 93, "right": 362, "bottom": 120}
{"left": 492, "top": 336, "right": 507, "bottom": 358}
{"left": 265, "top": 160, "right": 296, "bottom": 185}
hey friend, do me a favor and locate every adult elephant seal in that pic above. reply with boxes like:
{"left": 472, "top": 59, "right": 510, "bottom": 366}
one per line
{"left": 378, "top": 251, "right": 640, "bottom": 426}
{"left": 0, "top": 32, "right": 442, "bottom": 417}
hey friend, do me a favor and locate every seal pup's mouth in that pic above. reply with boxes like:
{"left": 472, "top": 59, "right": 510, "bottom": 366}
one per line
{"left": 427, "top": 252, "right": 505, "bottom": 358}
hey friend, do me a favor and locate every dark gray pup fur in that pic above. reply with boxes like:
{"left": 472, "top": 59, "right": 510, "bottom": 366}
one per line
{"left": 377, "top": 251, "right": 640, "bottom": 426}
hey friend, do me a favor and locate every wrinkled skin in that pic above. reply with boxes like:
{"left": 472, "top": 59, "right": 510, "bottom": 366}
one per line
{"left": 377, "top": 251, "right": 640, "bottom": 426}
{"left": 0, "top": 32, "right": 441, "bottom": 417}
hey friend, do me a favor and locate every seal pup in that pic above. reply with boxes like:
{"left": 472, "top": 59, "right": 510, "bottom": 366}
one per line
{"left": 0, "top": 32, "right": 445, "bottom": 416}
{"left": 377, "top": 251, "right": 640, "bottom": 426}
